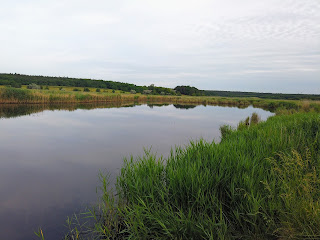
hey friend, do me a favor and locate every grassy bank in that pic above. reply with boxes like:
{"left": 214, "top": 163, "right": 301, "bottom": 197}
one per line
{"left": 58, "top": 112, "right": 320, "bottom": 239}
{"left": 1, "top": 87, "right": 320, "bottom": 114}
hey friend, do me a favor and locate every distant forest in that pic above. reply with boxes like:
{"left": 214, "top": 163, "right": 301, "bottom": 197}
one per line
{"left": 203, "top": 90, "right": 320, "bottom": 100}
{"left": 173, "top": 86, "right": 320, "bottom": 100}
{"left": 1, "top": 73, "right": 319, "bottom": 100}
{"left": 0, "top": 73, "right": 174, "bottom": 95}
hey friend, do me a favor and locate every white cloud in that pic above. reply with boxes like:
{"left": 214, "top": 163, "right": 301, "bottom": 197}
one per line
{"left": 0, "top": 0, "right": 319, "bottom": 93}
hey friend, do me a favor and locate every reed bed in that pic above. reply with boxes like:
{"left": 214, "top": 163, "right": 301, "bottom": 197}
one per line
{"left": 60, "top": 112, "right": 320, "bottom": 239}
{"left": 1, "top": 87, "right": 320, "bottom": 114}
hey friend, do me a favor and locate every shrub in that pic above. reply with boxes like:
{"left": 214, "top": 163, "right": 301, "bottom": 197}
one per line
{"left": 96, "top": 88, "right": 101, "bottom": 92}
{"left": 27, "top": 83, "right": 40, "bottom": 89}
{"left": 143, "top": 90, "right": 152, "bottom": 94}
{"left": 84, "top": 88, "right": 90, "bottom": 92}
{"left": 73, "top": 88, "right": 80, "bottom": 91}
{"left": 11, "top": 82, "right": 22, "bottom": 88}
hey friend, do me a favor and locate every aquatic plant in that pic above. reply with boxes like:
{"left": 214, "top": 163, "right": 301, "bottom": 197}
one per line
{"left": 57, "top": 112, "right": 320, "bottom": 239}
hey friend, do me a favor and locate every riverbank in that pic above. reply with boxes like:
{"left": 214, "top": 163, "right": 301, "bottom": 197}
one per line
{"left": 1, "top": 87, "right": 320, "bottom": 114}
{"left": 57, "top": 111, "right": 320, "bottom": 240}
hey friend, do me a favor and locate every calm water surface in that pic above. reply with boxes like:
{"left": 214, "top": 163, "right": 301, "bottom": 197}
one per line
{"left": 0, "top": 104, "right": 273, "bottom": 239}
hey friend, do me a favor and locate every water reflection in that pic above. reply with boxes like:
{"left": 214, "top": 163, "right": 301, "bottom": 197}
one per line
{"left": 0, "top": 103, "right": 136, "bottom": 119}
{"left": 173, "top": 104, "right": 197, "bottom": 109}
{"left": 0, "top": 104, "right": 273, "bottom": 239}
{"left": 0, "top": 102, "right": 271, "bottom": 119}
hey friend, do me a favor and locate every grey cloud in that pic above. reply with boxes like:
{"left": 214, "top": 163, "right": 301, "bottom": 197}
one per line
{"left": 0, "top": 0, "right": 319, "bottom": 93}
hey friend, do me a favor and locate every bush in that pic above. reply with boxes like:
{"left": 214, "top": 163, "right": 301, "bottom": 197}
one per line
{"left": 143, "top": 90, "right": 152, "bottom": 94}
{"left": 73, "top": 88, "right": 80, "bottom": 91}
{"left": 11, "top": 82, "right": 21, "bottom": 88}
{"left": 96, "top": 88, "right": 101, "bottom": 92}
{"left": 27, "top": 83, "right": 40, "bottom": 89}
{"left": 84, "top": 88, "right": 90, "bottom": 92}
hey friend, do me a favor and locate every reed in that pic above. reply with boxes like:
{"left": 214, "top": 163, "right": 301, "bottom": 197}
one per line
{"left": 59, "top": 112, "right": 320, "bottom": 239}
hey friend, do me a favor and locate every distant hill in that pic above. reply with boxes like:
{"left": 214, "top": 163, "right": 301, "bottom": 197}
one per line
{"left": 0, "top": 73, "right": 175, "bottom": 95}
{"left": 203, "top": 90, "right": 320, "bottom": 100}
{"left": 174, "top": 85, "right": 320, "bottom": 100}
{"left": 1, "top": 73, "right": 319, "bottom": 100}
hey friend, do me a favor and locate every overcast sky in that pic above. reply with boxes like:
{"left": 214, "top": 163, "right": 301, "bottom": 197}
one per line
{"left": 1, "top": 0, "right": 319, "bottom": 93}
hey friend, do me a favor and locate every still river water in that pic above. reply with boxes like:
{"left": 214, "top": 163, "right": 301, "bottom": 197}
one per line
{"left": 0, "top": 103, "right": 273, "bottom": 240}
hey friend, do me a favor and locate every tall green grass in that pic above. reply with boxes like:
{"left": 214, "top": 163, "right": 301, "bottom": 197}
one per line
{"left": 0, "top": 87, "right": 46, "bottom": 103}
{"left": 60, "top": 112, "right": 320, "bottom": 239}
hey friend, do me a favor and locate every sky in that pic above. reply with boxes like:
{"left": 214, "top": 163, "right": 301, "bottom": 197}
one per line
{"left": 1, "top": 0, "right": 319, "bottom": 93}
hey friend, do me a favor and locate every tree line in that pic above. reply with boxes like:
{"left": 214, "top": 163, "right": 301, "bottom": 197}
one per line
{"left": 203, "top": 90, "right": 320, "bottom": 100}
{"left": 1, "top": 73, "right": 319, "bottom": 100}
{"left": 0, "top": 73, "right": 175, "bottom": 95}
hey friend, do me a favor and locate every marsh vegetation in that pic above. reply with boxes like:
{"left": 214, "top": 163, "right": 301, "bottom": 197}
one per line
{"left": 52, "top": 111, "right": 320, "bottom": 240}
{"left": 1, "top": 87, "right": 320, "bottom": 117}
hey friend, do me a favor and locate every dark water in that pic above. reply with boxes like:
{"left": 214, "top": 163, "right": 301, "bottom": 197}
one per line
{"left": 0, "top": 103, "right": 273, "bottom": 240}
